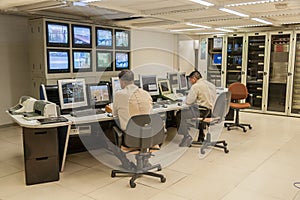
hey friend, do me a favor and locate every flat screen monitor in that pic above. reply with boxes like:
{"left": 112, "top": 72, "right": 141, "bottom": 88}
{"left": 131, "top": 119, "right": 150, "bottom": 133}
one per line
{"left": 58, "top": 79, "right": 88, "bottom": 110}
{"left": 167, "top": 72, "right": 179, "bottom": 91}
{"left": 46, "top": 21, "right": 69, "bottom": 47}
{"left": 72, "top": 50, "right": 92, "bottom": 72}
{"left": 140, "top": 75, "right": 159, "bottom": 96}
{"left": 115, "top": 51, "right": 130, "bottom": 71}
{"left": 111, "top": 77, "right": 121, "bottom": 97}
{"left": 213, "top": 54, "right": 222, "bottom": 65}
{"left": 96, "top": 27, "right": 113, "bottom": 49}
{"left": 115, "top": 29, "right": 130, "bottom": 50}
{"left": 87, "top": 83, "right": 111, "bottom": 108}
{"left": 72, "top": 24, "right": 92, "bottom": 48}
{"left": 158, "top": 79, "right": 171, "bottom": 95}
{"left": 47, "top": 49, "right": 70, "bottom": 73}
{"left": 96, "top": 50, "right": 113, "bottom": 71}
{"left": 179, "top": 72, "right": 188, "bottom": 90}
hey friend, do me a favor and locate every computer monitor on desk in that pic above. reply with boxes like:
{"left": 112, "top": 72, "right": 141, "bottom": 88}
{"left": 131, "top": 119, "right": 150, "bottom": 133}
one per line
{"left": 40, "top": 84, "right": 60, "bottom": 106}
{"left": 158, "top": 79, "right": 172, "bottom": 96}
{"left": 140, "top": 75, "right": 159, "bottom": 96}
{"left": 87, "top": 83, "right": 111, "bottom": 108}
{"left": 179, "top": 72, "right": 188, "bottom": 90}
{"left": 167, "top": 72, "right": 179, "bottom": 92}
{"left": 57, "top": 79, "right": 88, "bottom": 111}
{"left": 111, "top": 77, "right": 121, "bottom": 97}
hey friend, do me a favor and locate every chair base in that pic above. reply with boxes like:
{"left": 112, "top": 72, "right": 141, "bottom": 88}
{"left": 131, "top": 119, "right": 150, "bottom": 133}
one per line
{"left": 224, "top": 122, "right": 252, "bottom": 132}
{"left": 111, "top": 163, "right": 166, "bottom": 188}
{"left": 192, "top": 133, "right": 229, "bottom": 154}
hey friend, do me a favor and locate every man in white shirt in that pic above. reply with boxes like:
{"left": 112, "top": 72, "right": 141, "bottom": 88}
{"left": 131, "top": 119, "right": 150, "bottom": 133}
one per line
{"left": 177, "top": 70, "right": 217, "bottom": 147}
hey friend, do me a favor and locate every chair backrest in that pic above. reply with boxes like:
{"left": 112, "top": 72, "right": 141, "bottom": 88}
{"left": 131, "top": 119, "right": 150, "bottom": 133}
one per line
{"left": 228, "top": 82, "right": 248, "bottom": 100}
{"left": 124, "top": 113, "right": 165, "bottom": 149}
{"left": 211, "top": 91, "right": 231, "bottom": 121}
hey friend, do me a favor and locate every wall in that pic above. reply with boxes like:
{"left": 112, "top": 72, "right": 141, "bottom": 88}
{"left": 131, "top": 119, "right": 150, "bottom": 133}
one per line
{"left": 0, "top": 14, "right": 30, "bottom": 126}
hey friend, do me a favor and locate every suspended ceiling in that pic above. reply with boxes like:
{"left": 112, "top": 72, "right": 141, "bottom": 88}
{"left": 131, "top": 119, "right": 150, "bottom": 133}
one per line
{"left": 1, "top": 0, "right": 300, "bottom": 35}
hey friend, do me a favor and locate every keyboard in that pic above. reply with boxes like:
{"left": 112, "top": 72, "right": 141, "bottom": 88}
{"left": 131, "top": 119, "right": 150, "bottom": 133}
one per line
{"left": 70, "top": 108, "right": 105, "bottom": 117}
{"left": 38, "top": 116, "right": 68, "bottom": 124}
{"left": 163, "top": 93, "right": 178, "bottom": 101}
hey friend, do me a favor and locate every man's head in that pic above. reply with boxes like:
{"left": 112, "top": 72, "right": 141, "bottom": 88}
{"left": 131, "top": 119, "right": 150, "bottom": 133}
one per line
{"left": 187, "top": 70, "right": 202, "bottom": 85}
{"left": 118, "top": 69, "right": 134, "bottom": 89}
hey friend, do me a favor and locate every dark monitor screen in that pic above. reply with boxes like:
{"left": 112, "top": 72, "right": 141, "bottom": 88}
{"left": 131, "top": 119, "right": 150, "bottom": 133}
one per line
{"left": 179, "top": 73, "right": 188, "bottom": 90}
{"left": 73, "top": 50, "right": 92, "bottom": 72}
{"left": 96, "top": 27, "right": 113, "bottom": 49}
{"left": 115, "top": 52, "right": 130, "bottom": 70}
{"left": 213, "top": 54, "right": 222, "bottom": 65}
{"left": 40, "top": 84, "right": 60, "bottom": 106}
{"left": 46, "top": 21, "right": 69, "bottom": 47}
{"left": 87, "top": 83, "right": 111, "bottom": 108}
{"left": 96, "top": 51, "right": 113, "bottom": 71}
{"left": 47, "top": 49, "right": 70, "bottom": 73}
{"left": 72, "top": 24, "right": 92, "bottom": 48}
{"left": 167, "top": 72, "right": 179, "bottom": 90}
{"left": 140, "top": 75, "right": 159, "bottom": 96}
{"left": 115, "top": 29, "right": 130, "bottom": 50}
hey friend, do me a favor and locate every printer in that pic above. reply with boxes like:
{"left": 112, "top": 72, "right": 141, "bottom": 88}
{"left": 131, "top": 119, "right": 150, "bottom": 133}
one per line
{"left": 31, "top": 100, "right": 58, "bottom": 118}
{"left": 9, "top": 96, "right": 37, "bottom": 115}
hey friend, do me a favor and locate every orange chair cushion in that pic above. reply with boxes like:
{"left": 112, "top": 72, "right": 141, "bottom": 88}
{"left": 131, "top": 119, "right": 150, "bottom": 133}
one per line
{"left": 230, "top": 102, "right": 251, "bottom": 109}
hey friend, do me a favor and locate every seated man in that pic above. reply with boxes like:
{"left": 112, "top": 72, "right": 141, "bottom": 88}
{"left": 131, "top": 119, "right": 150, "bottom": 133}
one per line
{"left": 176, "top": 70, "right": 217, "bottom": 147}
{"left": 110, "top": 69, "right": 153, "bottom": 169}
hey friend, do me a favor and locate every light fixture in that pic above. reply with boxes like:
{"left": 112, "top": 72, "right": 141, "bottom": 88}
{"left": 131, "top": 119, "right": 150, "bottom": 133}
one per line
{"left": 195, "top": 32, "right": 226, "bottom": 35}
{"left": 170, "top": 28, "right": 205, "bottom": 32}
{"left": 189, "top": 0, "right": 214, "bottom": 7}
{"left": 219, "top": 8, "right": 249, "bottom": 17}
{"left": 251, "top": 18, "right": 273, "bottom": 25}
{"left": 226, "top": 0, "right": 283, "bottom": 7}
{"left": 194, "top": 40, "right": 199, "bottom": 50}
{"left": 215, "top": 28, "right": 234, "bottom": 32}
{"left": 186, "top": 22, "right": 211, "bottom": 29}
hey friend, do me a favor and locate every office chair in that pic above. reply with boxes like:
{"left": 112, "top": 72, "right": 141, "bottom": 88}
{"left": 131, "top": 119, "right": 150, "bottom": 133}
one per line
{"left": 225, "top": 82, "right": 252, "bottom": 132}
{"left": 111, "top": 113, "right": 166, "bottom": 188}
{"left": 191, "top": 91, "right": 231, "bottom": 154}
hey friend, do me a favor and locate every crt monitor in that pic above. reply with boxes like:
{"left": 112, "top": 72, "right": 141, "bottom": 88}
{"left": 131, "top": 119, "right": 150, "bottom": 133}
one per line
{"left": 57, "top": 79, "right": 88, "bottom": 110}
{"left": 96, "top": 27, "right": 113, "bottom": 48}
{"left": 47, "top": 49, "right": 70, "bottom": 73}
{"left": 140, "top": 75, "right": 159, "bottom": 96}
{"left": 72, "top": 50, "right": 92, "bottom": 72}
{"left": 213, "top": 54, "right": 222, "bottom": 65}
{"left": 72, "top": 24, "right": 92, "bottom": 48}
{"left": 115, "top": 52, "right": 130, "bottom": 70}
{"left": 87, "top": 83, "right": 111, "bottom": 108}
{"left": 179, "top": 72, "right": 188, "bottom": 90}
{"left": 167, "top": 72, "right": 179, "bottom": 91}
{"left": 158, "top": 79, "right": 172, "bottom": 95}
{"left": 111, "top": 77, "right": 121, "bottom": 96}
{"left": 46, "top": 21, "right": 69, "bottom": 47}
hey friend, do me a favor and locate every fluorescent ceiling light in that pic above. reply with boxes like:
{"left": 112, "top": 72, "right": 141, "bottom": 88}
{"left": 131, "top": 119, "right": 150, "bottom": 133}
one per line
{"left": 215, "top": 28, "right": 234, "bottom": 32}
{"left": 170, "top": 28, "right": 205, "bottom": 32}
{"left": 219, "top": 8, "right": 249, "bottom": 17}
{"left": 195, "top": 32, "right": 225, "bottom": 35}
{"left": 226, "top": 0, "right": 283, "bottom": 7}
{"left": 189, "top": 0, "right": 214, "bottom": 7}
{"left": 251, "top": 18, "right": 273, "bottom": 24}
{"left": 186, "top": 22, "right": 211, "bottom": 29}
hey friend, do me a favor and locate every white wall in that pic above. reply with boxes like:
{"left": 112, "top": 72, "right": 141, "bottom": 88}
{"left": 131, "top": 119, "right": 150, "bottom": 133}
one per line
{"left": 0, "top": 15, "right": 30, "bottom": 126}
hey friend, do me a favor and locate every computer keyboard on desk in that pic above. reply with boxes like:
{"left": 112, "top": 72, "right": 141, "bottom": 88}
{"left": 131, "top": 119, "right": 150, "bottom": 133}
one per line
{"left": 70, "top": 108, "right": 105, "bottom": 117}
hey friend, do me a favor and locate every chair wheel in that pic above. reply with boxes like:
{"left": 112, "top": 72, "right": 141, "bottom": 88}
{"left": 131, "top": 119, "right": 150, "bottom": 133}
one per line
{"left": 130, "top": 180, "right": 136, "bottom": 188}
{"left": 157, "top": 166, "right": 162, "bottom": 171}
{"left": 161, "top": 177, "right": 166, "bottom": 183}
{"left": 227, "top": 127, "right": 230, "bottom": 131}
{"left": 201, "top": 149, "right": 205, "bottom": 154}
{"left": 243, "top": 128, "right": 247, "bottom": 132}
{"left": 111, "top": 171, "right": 116, "bottom": 178}
{"left": 224, "top": 149, "right": 229, "bottom": 153}
{"left": 249, "top": 126, "right": 252, "bottom": 129}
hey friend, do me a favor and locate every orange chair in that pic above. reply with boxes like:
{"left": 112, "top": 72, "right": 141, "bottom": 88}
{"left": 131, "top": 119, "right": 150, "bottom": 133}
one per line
{"left": 225, "top": 82, "right": 252, "bottom": 132}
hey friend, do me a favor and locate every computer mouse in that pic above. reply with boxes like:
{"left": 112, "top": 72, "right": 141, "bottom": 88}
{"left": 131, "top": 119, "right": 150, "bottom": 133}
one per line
{"left": 106, "top": 113, "right": 113, "bottom": 117}
{"left": 177, "top": 102, "right": 182, "bottom": 106}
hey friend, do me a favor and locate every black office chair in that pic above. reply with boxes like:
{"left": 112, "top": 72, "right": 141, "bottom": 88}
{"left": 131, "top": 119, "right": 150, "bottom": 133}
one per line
{"left": 191, "top": 91, "right": 231, "bottom": 154}
{"left": 111, "top": 113, "right": 166, "bottom": 188}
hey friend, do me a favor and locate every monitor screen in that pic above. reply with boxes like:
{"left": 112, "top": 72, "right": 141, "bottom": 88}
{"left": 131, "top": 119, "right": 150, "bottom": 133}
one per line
{"left": 72, "top": 24, "right": 92, "bottom": 48}
{"left": 111, "top": 77, "right": 121, "bottom": 97}
{"left": 47, "top": 49, "right": 70, "bottom": 73}
{"left": 158, "top": 80, "right": 171, "bottom": 95}
{"left": 46, "top": 21, "right": 69, "bottom": 47}
{"left": 58, "top": 79, "right": 88, "bottom": 110}
{"left": 213, "top": 54, "right": 222, "bottom": 65}
{"left": 115, "top": 51, "right": 130, "bottom": 70}
{"left": 96, "top": 51, "right": 113, "bottom": 71}
{"left": 213, "top": 37, "right": 223, "bottom": 50}
{"left": 72, "top": 50, "right": 92, "bottom": 72}
{"left": 40, "top": 84, "right": 60, "bottom": 106}
{"left": 115, "top": 29, "right": 130, "bottom": 50}
{"left": 87, "top": 83, "right": 111, "bottom": 108}
{"left": 167, "top": 72, "right": 179, "bottom": 90}
{"left": 179, "top": 73, "right": 188, "bottom": 90}
{"left": 96, "top": 27, "right": 113, "bottom": 49}
{"left": 140, "top": 75, "right": 159, "bottom": 96}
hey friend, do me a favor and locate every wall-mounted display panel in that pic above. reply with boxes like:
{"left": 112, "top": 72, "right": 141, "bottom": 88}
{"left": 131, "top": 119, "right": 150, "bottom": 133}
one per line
{"left": 96, "top": 50, "right": 113, "bottom": 71}
{"left": 72, "top": 50, "right": 92, "bottom": 72}
{"left": 115, "top": 51, "right": 130, "bottom": 71}
{"left": 47, "top": 49, "right": 70, "bottom": 73}
{"left": 115, "top": 29, "right": 130, "bottom": 50}
{"left": 96, "top": 27, "right": 113, "bottom": 49}
{"left": 46, "top": 21, "right": 69, "bottom": 47}
{"left": 71, "top": 24, "right": 92, "bottom": 48}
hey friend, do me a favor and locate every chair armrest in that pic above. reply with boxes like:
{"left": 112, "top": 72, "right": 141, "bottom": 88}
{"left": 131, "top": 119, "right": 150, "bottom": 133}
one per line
{"left": 112, "top": 126, "right": 124, "bottom": 147}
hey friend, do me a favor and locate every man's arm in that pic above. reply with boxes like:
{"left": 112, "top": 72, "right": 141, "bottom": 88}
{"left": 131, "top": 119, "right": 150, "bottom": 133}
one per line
{"left": 185, "top": 85, "right": 197, "bottom": 105}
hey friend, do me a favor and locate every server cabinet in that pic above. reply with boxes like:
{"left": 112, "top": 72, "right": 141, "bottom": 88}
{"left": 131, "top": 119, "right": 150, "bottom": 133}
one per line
{"left": 290, "top": 31, "right": 300, "bottom": 115}
{"left": 207, "top": 36, "right": 225, "bottom": 87}
{"left": 266, "top": 31, "right": 293, "bottom": 114}
{"left": 245, "top": 33, "right": 268, "bottom": 111}
{"left": 225, "top": 34, "right": 246, "bottom": 87}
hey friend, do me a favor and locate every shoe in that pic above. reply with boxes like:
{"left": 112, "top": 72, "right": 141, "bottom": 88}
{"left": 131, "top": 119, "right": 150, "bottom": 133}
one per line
{"left": 179, "top": 135, "right": 193, "bottom": 147}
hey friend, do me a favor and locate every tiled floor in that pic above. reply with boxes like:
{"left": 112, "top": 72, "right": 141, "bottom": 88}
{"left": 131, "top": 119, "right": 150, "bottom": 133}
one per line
{"left": 1, "top": 112, "right": 300, "bottom": 200}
